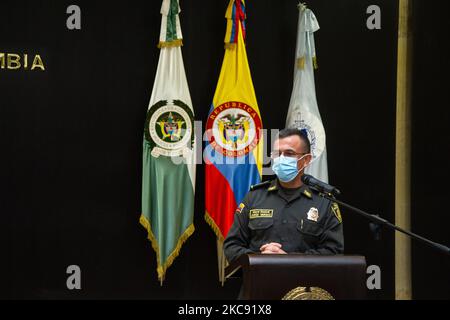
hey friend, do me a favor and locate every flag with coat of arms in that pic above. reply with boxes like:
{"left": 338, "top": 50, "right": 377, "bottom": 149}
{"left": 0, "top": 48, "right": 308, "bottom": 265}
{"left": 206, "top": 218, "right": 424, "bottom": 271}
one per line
{"left": 204, "top": 0, "right": 264, "bottom": 283}
{"left": 140, "top": 0, "right": 196, "bottom": 283}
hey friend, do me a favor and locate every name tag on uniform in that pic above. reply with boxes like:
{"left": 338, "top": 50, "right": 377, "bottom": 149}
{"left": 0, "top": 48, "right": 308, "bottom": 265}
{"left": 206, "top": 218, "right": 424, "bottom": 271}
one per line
{"left": 249, "top": 209, "right": 274, "bottom": 219}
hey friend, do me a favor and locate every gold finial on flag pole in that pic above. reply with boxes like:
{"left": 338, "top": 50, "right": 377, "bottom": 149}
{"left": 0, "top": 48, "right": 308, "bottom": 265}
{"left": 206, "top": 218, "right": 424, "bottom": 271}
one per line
{"left": 298, "top": 2, "right": 307, "bottom": 11}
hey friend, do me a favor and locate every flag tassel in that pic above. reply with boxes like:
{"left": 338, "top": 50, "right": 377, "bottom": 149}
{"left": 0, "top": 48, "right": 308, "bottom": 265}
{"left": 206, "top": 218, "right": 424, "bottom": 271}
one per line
{"left": 140, "top": 214, "right": 195, "bottom": 283}
{"left": 157, "top": 39, "right": 183, "bottom": 48}
{"left": 204, "top": 212, "right": 225, "bottom": 242}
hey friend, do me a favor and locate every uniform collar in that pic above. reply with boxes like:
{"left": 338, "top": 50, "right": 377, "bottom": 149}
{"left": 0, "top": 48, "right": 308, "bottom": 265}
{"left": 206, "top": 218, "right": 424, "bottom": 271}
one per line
{"left": 271, "top": 179, "right": 313, "bottom": 200}
{"left": 267, "top": 179, "right": 278, "bottom": 192}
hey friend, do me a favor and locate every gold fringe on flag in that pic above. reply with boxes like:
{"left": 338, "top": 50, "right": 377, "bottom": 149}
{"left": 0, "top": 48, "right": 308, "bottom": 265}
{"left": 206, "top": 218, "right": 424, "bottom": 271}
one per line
{"left": 224, "top": 43, "right": 236, "bottom": 50}
{"left": 157, "top": 39, "right": 183, "bottom": 48}
{"left": 296, "top": 56, "right": 318, "bottom": 69}
{"left": 204, "top": 212, "right": 229, "bottom": 284}
{"left": 139, "top": 214, "right": 195, "bottom": 283}
{"left": 204, "top": 212, "right": 225, "bottom": 242}
{"left": 296, "top": 56, "right": 305, "bottom": 69}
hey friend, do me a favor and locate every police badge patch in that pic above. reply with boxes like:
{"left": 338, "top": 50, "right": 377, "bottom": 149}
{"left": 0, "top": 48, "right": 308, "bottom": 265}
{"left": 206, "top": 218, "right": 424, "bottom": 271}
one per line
{"left": 306, "top": 207, "right": 319, "bottom": 222}
{"left": 144, "top": 99, "right": 195, "bottom": 157}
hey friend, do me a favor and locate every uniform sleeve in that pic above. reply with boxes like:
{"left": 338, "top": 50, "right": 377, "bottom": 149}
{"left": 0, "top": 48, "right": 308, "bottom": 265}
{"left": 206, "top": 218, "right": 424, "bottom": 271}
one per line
{"left": 223, "top": 192, "right": 255, "bottom": 263}
{"left": 304, "top": 201, "right": 344, "bottom": 255}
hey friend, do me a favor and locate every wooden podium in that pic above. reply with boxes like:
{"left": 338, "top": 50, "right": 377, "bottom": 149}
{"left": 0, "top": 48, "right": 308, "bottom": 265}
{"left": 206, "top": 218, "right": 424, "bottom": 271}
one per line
{"left": 225, "top": 254, "right": 367, "bottom": 300}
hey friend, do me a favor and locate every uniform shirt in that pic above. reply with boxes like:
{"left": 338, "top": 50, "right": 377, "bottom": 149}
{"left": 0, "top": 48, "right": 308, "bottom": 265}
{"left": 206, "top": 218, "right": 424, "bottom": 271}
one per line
{"left": 224, "top": 179, "right": 344, "bottom": 263}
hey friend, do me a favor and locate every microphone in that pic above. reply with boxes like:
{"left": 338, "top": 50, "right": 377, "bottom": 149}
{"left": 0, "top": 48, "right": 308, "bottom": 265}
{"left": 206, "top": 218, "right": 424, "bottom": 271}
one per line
{"left": 301, "top": 174, "right": 341, "bottom": 196}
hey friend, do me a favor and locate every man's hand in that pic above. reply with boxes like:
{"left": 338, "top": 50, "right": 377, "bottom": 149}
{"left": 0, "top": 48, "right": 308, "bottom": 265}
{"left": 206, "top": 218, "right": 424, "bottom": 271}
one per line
{"left": 260, "top": 242, "right": 287, "bottom": 254}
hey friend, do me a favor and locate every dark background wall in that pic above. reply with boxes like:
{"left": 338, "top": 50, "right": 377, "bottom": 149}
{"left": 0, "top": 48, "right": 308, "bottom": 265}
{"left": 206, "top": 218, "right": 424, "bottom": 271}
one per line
{"left": 411, "top": 0, "right": 450, "bottom": 300}
{"left": 0, "top": 0, "right": 447, "bottom": 299}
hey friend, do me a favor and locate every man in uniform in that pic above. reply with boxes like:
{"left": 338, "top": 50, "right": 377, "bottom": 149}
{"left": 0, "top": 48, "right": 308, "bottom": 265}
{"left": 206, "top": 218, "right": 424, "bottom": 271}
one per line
{"left": 224, "top": 128, "right": 343, "bottom": 263}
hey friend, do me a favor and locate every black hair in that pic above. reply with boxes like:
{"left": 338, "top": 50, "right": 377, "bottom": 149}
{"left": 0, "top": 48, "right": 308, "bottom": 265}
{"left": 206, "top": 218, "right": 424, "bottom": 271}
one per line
{"left": 276, "top": 127, "right": 311, "bottom": 153}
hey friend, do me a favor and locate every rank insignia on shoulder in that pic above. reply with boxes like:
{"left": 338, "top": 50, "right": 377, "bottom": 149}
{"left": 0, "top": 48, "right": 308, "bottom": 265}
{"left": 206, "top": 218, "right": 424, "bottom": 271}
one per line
{"left": 331, "top": 202, "right": 342, "bottom": 223}
{"left": 250, "top": 180, "right": 272, "bottom": 191}
{"left": 307, "top": 207, "right": 319, "bottom": 222}
{"left": 303, "top": 189, "right": 312, "bottom": 198}
{"left": 236, "top": 203, "right": 245, "bottom": 214}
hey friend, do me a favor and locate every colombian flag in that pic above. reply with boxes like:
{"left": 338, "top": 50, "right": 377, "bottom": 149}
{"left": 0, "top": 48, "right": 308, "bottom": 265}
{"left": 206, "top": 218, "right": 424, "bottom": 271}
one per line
{"left": 204, "top": 0, "right": 263, "bottom": 278}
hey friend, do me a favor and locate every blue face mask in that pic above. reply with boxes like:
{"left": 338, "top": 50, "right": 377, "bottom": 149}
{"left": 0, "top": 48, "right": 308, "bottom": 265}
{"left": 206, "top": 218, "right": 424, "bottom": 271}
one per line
{"left": 272, "top": 154, "right": 309, "bottom": 183}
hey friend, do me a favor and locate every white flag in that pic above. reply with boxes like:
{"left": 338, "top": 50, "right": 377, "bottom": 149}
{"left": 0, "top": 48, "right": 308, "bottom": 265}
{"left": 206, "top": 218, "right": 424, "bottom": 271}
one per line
{"left": 286, "top": 4, "right": 328, "bottom": 183}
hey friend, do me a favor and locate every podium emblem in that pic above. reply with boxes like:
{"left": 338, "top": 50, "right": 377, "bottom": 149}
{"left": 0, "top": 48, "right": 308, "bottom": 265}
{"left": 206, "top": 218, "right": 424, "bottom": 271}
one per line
{"left": 282, "top": 286, "right": 334, "bottom": 300}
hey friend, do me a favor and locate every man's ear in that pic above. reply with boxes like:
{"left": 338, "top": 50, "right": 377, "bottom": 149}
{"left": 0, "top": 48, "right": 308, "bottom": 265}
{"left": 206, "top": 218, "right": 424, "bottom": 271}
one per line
{"left": 304, "top": 153, "right": 313, "bottom": 166}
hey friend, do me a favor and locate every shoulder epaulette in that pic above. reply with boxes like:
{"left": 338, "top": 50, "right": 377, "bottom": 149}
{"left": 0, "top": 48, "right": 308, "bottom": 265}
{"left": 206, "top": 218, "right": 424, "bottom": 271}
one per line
{"left": 250, "top": 180, "right": 272, "bottom": 191}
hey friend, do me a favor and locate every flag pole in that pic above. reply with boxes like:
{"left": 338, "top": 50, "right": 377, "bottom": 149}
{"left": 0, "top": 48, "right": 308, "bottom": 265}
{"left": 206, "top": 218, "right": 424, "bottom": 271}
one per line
{"left": 216, "top": 239, "right": 223, "bottom": 284}
{"left": 221, "top": 246, "right": 227, "bottom": 287}
{"left": 395, "top": 0, "right": 413, "bottom": 300}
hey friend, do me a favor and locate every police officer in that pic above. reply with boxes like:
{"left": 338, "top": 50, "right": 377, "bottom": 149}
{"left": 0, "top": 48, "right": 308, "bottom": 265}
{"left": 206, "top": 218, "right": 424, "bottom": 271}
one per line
{"left": 224, "top": 128, "right": 344, "bottom": 263}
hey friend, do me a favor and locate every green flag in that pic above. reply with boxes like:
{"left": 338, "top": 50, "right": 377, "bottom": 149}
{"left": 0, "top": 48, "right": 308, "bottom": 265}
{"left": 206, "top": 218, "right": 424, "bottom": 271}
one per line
{"left": 141, "top": 0, "right": 196, "bottom": 282}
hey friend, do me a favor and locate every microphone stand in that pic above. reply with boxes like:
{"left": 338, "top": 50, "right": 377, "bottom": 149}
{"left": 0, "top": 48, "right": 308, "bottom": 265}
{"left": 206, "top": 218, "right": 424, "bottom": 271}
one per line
{"left": 317, "top": 191, "right": 450, "bottom": 256}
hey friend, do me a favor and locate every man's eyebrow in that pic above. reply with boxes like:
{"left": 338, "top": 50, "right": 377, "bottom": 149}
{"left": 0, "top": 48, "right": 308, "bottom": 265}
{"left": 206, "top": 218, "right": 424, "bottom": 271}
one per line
{"left": 272, "top": 148, "right": 298, "bottom": 153}
{"left": 279, "top": 147, "right": 296, "bottom": 151}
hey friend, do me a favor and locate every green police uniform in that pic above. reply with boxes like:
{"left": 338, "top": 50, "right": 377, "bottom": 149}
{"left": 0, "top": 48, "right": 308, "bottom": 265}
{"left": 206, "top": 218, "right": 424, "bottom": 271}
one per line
{"left": 224, "top": 179, "right": 344, "bottom": 263}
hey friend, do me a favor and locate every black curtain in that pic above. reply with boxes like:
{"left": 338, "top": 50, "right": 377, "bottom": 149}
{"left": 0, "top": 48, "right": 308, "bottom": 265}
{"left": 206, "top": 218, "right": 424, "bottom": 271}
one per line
{"left": 1, "top": 0, "right": 445, "bottom": 300}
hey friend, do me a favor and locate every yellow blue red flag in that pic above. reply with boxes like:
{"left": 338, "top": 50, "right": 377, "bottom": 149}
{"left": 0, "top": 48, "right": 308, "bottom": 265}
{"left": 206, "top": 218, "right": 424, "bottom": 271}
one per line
{"left": 205, "top": 0, "right": 263, "bottom": 253}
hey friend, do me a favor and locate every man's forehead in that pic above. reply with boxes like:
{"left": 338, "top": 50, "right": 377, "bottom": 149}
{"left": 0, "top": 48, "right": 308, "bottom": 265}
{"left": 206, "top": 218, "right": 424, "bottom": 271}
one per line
{"left": 273, "top": 136, "right": 302, "bottom": 149}
{"left": 273, "top": 144, "right": 296, "bottom": 151}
